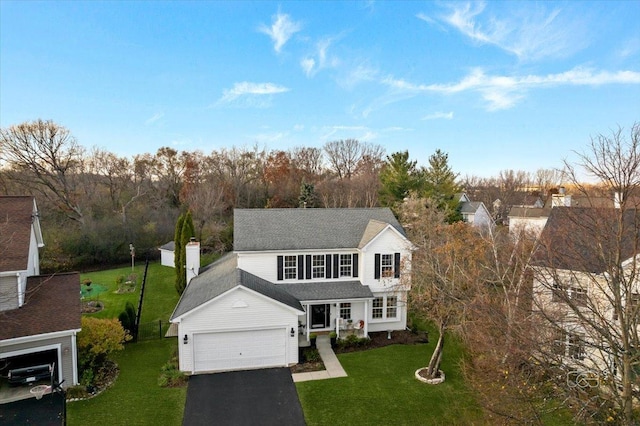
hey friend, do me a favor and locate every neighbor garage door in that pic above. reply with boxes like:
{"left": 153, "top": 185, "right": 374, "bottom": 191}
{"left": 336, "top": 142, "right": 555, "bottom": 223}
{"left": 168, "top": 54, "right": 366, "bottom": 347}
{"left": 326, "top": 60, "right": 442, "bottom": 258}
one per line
{"left": 193, "top": 328, "right": 287, "bottom": 373}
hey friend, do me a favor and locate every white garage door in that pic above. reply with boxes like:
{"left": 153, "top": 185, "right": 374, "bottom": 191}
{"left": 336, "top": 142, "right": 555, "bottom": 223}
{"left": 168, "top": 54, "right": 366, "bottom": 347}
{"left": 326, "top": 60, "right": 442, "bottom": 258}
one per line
{"left": 193, "top": 328, "right": 287, "bottom": 372}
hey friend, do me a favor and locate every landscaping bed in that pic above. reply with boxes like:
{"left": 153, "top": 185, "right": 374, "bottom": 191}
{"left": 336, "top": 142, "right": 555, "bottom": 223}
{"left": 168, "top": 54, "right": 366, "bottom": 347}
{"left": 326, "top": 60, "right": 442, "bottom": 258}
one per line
{"left": 334, "top": 329, "right": 428, "bottom": 354}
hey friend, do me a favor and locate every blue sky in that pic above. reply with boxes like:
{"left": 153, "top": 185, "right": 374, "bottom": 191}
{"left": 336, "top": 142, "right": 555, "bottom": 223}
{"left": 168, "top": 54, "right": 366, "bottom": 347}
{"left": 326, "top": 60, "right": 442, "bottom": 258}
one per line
{"left": 1, "top": 1, "right": 639, "bottom": 178}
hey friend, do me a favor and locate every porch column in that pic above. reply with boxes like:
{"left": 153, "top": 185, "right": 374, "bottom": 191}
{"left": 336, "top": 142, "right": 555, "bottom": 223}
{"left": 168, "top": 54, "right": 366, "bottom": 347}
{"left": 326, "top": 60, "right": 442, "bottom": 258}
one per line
{"left": 306, "top": 304, "right": 310, "bottom": 342}
{"left": 364, "top": 299, "right": 369, "bottom": 337}
{"left": 336, "top": 302, "right": 341, "bottom": 338}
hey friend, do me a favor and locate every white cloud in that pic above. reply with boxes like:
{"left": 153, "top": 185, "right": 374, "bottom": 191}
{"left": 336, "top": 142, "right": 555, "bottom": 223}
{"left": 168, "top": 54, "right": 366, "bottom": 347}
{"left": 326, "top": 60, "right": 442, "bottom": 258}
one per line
{"left": 432, "top": 1, "right": 588, "bottom": 61}
{"left": 300, "top": 58, "right": 316, "bottom": 76}
{"left": 259, "top": 13, "right": 302, "bottom": 53}
{"left": 300, "top": 37, "right": 340, "bottom": 77}
{"left": 216, "top": 82, "right": 290, "bottom": 107}
{"left": 381, "top": 67, "right": 640, "bottom": 110}
{"left": 422, "top": 111, "right": 454, "bottom": 120}
{"left": 144, "top": 112, "right": 164, "bottom": 125}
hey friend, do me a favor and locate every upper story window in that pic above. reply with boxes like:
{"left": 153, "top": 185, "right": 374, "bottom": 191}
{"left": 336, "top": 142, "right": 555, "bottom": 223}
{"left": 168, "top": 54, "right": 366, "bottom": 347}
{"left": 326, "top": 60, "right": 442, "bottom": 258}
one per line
{"left": 284, "top": 255, "right": 297, "bottom": 280}
{"left": 277, "top": 253, "right": 358, "bottom": 281}
{"left": 552, "top": 280, "right": 586, "bottom": 307}
{"left": 312, "top": 255, "right": 325, "bottom": 279}
{"left": 339, "top": 254, "right": 352, "bottom": 277}
{"left": 381, "top": 254, "right": 393, "bottom": 277}
{"left": 375, "top": 253, "right": 401, "bottom": 280}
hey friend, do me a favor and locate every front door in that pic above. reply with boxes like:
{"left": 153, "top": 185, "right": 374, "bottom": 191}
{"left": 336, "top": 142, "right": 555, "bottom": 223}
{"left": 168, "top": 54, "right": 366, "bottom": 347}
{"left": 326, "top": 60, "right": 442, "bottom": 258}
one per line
{"left": 310, "top": 304, "right": 331, "bottom": 329}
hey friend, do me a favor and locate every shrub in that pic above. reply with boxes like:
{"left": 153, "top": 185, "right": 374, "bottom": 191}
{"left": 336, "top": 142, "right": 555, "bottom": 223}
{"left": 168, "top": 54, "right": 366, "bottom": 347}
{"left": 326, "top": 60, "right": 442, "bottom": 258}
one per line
{"left": 302, "top": 348, "right": 321, "bottom": 363}
{"left": 77, "top": 317, "right": 130, "bottom": 387}
{"left": 158, "top": 349, "right": 187, "bottom": 387}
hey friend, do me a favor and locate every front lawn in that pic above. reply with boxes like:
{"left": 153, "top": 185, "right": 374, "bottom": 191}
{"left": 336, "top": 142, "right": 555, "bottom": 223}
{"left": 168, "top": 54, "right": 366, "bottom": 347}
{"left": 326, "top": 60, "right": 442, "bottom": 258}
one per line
{"left": 296, "top": 340, "right": 485, "bottom": 425}
{"left": 67, "top": 339, "right": 186, "bottom": 426}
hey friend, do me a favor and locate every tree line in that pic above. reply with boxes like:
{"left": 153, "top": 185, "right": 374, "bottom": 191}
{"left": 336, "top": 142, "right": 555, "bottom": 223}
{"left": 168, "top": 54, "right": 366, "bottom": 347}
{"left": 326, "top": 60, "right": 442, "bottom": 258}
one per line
{"left": 0, "top": 118, "right": 532, "bottom": 270}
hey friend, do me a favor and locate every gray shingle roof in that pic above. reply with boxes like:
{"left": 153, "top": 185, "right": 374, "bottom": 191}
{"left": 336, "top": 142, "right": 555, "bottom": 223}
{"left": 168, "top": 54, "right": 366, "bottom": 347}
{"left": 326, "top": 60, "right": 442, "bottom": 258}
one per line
{"left": 171, "top": 253, "right": 303, "bottom": 319}
{"left": 0, "top": 196, "right": 36, "bottom": 273}
{"left": 159, "top": 241, "right": 175, "bottom": 251}
{"left": 459, "top": 201, "right": 483, "bottom": 214}
{"left": 279, "top": 281, "right": 374, "bottom": 301}
{"left": 234, "top": 208, "right": 405, "bottom": 251}
{"left": 531, "top": 207, "right": 640, "bottom": 274}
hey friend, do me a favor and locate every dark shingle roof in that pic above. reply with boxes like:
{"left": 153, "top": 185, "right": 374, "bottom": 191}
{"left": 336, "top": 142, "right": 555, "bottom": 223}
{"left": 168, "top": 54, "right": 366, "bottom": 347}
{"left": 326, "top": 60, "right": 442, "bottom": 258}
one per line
{"left": 233, "top": 208, "right": 405, "bottom": 251}
{"left": 508, "top": 207, "right": 551, "bottom": 218}
{"left": 279, "top": 281, "right": 373, "bottom": 301}
{"left": 0, "top": 196, "right": 36, "bottom": 272}
{"left": 0, "top": 273, "right": 82, "bottom": 340}
{"left": 159, "top": 241, "right": 175, "bottom": 251}
{"left": 531, "top": 207, "right": 640, "bottom": 274}
{"left": 171, "top": 253, "right": 303, "bottom": 319}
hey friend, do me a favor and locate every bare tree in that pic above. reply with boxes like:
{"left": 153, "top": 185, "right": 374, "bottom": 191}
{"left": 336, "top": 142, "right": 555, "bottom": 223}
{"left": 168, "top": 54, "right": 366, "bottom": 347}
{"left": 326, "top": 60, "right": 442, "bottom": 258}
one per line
{"left": 400, "top": 195, "right": 487, "bottom": 380}
{"left": 0, "top": 120, "right": 86, "bottom": 224}
{"left": 323, "top": 139, "right": 384, "bottom": 180}
{"left": 529, "top": 123, "right": 640, "bottom": 424}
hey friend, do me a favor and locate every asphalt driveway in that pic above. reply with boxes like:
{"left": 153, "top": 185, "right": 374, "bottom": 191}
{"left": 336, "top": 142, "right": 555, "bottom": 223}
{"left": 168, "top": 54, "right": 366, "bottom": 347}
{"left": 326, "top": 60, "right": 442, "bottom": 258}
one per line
{"left": 0, "top": 392, "right": 65, "bottom": 425}
{"left": 182, "top": 367, "right": 306, "bottom": 426}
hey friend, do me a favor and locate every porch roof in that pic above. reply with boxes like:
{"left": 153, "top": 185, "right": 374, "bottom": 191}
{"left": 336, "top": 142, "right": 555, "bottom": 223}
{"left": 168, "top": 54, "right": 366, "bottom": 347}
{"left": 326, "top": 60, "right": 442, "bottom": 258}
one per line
{"left": 280, "top": 281, "right": 373, "bottom": 302}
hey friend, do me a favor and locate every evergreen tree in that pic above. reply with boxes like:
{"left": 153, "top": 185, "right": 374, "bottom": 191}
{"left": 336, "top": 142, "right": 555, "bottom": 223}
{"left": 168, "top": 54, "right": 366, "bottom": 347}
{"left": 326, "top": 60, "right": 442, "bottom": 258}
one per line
{"left": 298, "top": 182, "right": 318, "bottom": 208}
{"left": 379, "top": 151, "right": 424, "bottom": 210}
{"left": 423, "top": 149, "right": 461, "bottom": 223}
{"left": 174, "top": 213, "right": 185, "bottom": 294}
{"left": 176, "top": 211, "right": 195, "bottom": 295}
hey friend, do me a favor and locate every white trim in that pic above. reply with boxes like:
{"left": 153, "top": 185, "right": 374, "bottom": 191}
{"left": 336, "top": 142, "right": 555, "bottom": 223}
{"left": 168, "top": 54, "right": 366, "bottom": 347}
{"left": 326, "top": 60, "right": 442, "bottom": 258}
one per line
{"left": 0, "top": 343, "right": 63, "bottom": 383}
{"left": 0, "top": 329, "right": 81, "bottom": 347}
{"left": 360, "top": 225, "right": 415, "bottom": 252}
{"left": 172, "top": 285, "right": 304, "bottom": 322}
{"left": 71, "top": 331, "right": 79, "bottom": 385}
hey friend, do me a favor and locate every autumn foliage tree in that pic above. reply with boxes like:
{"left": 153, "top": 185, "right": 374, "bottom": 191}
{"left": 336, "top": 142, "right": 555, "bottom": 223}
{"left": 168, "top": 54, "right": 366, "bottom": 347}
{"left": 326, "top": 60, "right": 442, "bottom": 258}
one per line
{"left": 77, "top": 317, "right": 129, "bottom": 386}
{"left": 400, "top": 196, "right": 487, "bottom": 380}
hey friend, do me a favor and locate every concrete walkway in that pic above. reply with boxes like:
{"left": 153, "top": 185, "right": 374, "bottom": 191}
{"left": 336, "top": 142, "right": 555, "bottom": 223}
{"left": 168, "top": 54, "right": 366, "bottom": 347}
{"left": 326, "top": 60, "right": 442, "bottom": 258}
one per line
{"left": 292, "top": 335, "right": 347, "bottom": 382}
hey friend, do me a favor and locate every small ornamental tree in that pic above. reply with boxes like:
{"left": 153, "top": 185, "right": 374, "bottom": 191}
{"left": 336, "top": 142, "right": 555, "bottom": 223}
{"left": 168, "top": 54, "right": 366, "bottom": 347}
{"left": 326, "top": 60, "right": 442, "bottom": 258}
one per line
{"left": 77, "top": 317, "right": 129, "bottom": 386}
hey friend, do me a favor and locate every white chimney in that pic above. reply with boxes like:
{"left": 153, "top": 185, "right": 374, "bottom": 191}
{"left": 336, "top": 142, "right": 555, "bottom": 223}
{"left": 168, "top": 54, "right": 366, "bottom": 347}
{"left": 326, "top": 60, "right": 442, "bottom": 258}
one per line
{"left": 614, "top": 192, "right": 623, "bottom": 209}
{"left": 185, "top": 237, "right": 200, "bottom": 285}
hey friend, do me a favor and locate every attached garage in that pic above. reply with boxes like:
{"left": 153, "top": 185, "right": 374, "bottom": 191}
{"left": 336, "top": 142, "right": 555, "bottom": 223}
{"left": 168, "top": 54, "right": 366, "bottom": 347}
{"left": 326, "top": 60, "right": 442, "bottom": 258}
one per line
{"left": 170, "top": 254, "right": 305, "bottom": 374}
{"left": 193, "top": 328, "right": 287, "bottom": 373}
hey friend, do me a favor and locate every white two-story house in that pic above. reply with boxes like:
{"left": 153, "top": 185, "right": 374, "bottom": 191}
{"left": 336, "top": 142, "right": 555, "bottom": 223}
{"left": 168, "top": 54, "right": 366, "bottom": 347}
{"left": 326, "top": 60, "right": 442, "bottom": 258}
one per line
{"left": 170, "top": 208, "right": 414, "bottom": 374}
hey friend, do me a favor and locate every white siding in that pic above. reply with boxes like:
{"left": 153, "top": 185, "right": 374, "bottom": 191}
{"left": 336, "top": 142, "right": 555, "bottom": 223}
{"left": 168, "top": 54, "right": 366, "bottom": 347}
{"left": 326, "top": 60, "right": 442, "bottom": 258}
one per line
{"left": 509, "top": 216, "right": 548, "bottom": 237}
{"left": 237, "top": 250, "right": 358, "bottom": 283}
{"left": 177, "top": 286, "right": 300, "bottom": 373}
{"left": 367, "top": 291, "right": 407, "bottom": 332}
{"left": 361, "top": 228, "right": 412, "bottom": 291}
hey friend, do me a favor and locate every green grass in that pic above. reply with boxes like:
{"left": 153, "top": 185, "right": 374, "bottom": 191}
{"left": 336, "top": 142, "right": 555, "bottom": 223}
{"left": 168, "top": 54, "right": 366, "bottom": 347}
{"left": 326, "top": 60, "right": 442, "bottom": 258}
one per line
{"left": 297, "top": 336, "right": 485, "bottom": 426}
{"left": 80, "top": 261, "right": 181, "bottom": 323}
{"left": 67, "top": 339, "right": 186, "bottom": 426}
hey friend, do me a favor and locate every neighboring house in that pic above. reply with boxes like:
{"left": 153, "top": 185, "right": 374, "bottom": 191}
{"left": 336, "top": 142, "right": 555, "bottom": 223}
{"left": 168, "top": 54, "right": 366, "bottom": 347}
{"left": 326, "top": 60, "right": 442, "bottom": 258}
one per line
{"left": 0, "top": 196, "right": 81, "bottom": 392}
{"left": 159, "top": 241, "right": 175, "bottom": 268}
{"left": 530, "top": 206, "right": 639, "bottom": 374}
{"left": 457, "top": 193, "right": 494, "bottom": 228}
{"left": 170, "top": 208, "right": 414, "bottom": 374}
{"left": 508, "top": 189, "right": 616, "bottom": 236}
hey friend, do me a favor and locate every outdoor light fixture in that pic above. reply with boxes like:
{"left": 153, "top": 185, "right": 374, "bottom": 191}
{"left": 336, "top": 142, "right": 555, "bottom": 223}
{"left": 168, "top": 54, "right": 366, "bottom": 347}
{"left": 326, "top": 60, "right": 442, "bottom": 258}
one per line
{"left": 183, "top": 334, "right": 188, "bottom": 344}
{"left": 290, "top": 327, "right": 295, "bottom": 337}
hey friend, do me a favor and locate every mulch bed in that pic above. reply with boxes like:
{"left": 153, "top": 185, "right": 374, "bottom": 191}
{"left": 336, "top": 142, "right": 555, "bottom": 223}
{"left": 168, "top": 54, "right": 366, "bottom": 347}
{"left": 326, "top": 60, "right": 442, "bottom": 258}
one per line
{"left": 290, "top": 330, "right": 428, "bottom": 373}
{"left": 334, "top": 330, "right": 428, "bottom": 354}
